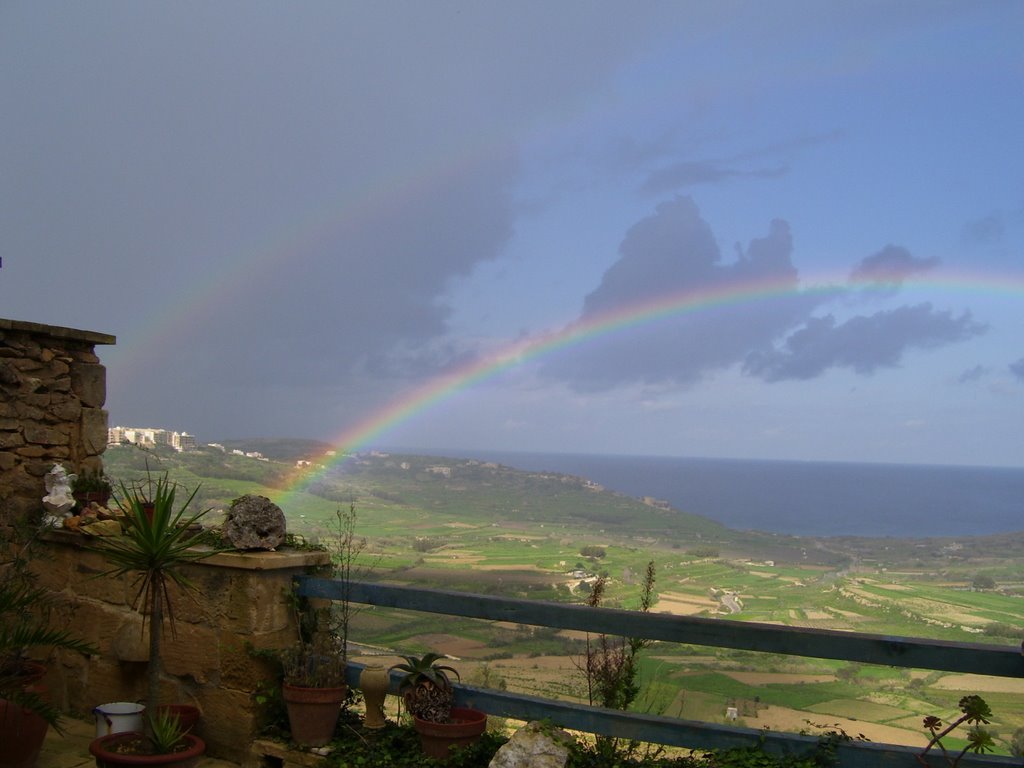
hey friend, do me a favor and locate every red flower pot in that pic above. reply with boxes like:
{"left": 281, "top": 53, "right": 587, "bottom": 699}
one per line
{"left": 281, "top": 683, "right": 347, "bottom": 748}
{"left": 0, "top": 661, "right": 50, "bottom": 768}
{"left": 413, "top": 707, "right": 487, "bottom": 760}
{"left": 88, "top": 732, "right": 206, "bottom": 768}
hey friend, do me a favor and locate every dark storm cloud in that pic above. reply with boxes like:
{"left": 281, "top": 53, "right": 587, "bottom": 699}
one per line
{"left": 0, "top": 2, "right": 680, "bottom": 437}
{"left": 1010, "top": 358, "right": 1024, "bottom": 382}
{"left": 744, "top": 305, "right": 986, "bottom": 381}
{"left": 541, "top": 198, "right": 986, "bottom": 391}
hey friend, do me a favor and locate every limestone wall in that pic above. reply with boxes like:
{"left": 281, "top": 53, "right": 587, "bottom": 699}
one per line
{"left": 0, "top": 319, "right": 324, "bottom": 759}
{"left": 0, "top": 319, "right": 115, "bottom": 528}
{"left": 37, "top": 535, "right": 329, "bottom": 759}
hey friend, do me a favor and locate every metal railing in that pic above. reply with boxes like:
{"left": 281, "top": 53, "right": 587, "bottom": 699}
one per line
{"left": 296, "top": 578, "right": 1024, "bottom": 768}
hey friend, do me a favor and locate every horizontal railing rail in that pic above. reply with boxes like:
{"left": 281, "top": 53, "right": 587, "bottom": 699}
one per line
{"left": 298, "top": 577, "right": 1024, "bottom": 768}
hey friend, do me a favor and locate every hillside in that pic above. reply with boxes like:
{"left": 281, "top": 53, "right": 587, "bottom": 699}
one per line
{"left": 98, "top": 441, "right": 1024, "bottom": 752}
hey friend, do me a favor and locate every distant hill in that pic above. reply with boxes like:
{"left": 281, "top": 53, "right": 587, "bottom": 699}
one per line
{"left": 215, "top": 437, "right": 334, "bottom": 462}
{"left": 101, "top": 441, "right": 852, "bottom": 566}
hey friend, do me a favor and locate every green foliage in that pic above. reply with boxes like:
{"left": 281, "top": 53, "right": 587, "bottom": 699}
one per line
{"left": 320, "top": 715, "right": 504, "bottom": 767}
{"left": 147, "top": 708, "right": 188, "bottom": 754}
{"left": 918, "top": 695, "right": 996, "bottom": 768}
{"left": 71, "top": 469, "right": 112, "bottom": 494}
{"left": 90, "top": 470, "right": 221, "bottom": 711}
{"left": 581, "top": 545, "right": 607, "bottom": 559}
{"left": 971, "top": 574, "right": 996, "bottom": 591}
{"left": 0, "top": 520, "right": 96, "bottom": 730}
{"left": 96, "top": 473, "right": 217, "bottom": 632}
{"left": 577, "top": 561, "right": 657, "bottom": 764}
{"left": 390, "top": 652, "right": 460, "bottom": 721}
{"left": 391, "top": 652, "right": 460, "bottom": 692}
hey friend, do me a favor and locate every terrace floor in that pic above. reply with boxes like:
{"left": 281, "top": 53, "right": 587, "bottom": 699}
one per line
{"left": 39, "top": 716, "right": 240, "bottom": 768}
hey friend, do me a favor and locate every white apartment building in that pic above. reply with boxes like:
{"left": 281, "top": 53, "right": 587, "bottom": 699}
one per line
{"left": 108, "top": 426, "right": 198, "bottom": 452}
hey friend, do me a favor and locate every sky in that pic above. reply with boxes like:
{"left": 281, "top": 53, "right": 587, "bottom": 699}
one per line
{"left": 1, "top": 1, "right": 1022, "bottom": 468}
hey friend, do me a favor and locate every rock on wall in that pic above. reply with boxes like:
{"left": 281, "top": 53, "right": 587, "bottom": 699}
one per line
{"left": 0, "top": 319, "right": 115, "bottom": 527}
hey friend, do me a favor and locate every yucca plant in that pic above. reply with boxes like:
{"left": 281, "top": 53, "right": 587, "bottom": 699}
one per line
{"left": 92, "top": 472, "right": 219, "bottom": 714}
{"left": 390, "top": 652, "right": 460, "bottom": 722}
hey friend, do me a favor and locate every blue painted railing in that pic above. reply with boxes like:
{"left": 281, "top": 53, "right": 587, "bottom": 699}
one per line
{"left": 296, "top": 578, "right": 1024, "bottom": 768}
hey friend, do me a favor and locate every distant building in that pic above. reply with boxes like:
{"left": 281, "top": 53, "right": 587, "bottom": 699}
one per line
{"left": 107, "top": 425, "right": 199, "bottom": 452}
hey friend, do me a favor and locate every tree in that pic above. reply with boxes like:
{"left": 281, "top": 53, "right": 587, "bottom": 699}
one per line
{"left": 972, "top": 574, "right": 996, "bottom": 591}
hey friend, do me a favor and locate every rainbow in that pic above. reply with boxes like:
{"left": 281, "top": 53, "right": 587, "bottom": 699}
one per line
{"left": 274, "top": 267, "right": 1019, "bottom": 506}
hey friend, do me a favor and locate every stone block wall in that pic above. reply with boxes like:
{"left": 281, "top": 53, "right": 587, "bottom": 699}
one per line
{"left": 0, "top": 319, "right": 115, "bottom": 528}
{"left": 37, "top": 536, "right": 329, "bottom": 759}
{"left": 0, "top": 319, "right": 327, "bottom": 759}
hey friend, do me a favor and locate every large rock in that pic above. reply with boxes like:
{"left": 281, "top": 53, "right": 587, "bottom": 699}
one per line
{"left": 488, "top": 721, "right": 574, "bottom": 768}
{"left": 222, "top": 494, "right": 287, "bottom": 550}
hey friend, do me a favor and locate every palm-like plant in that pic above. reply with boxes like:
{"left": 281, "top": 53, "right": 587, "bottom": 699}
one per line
{"left": 390, "top": 652, "right": 460, "bottom": 722}
{"left": 1, "top": 524, "right": 96, "bottom": 729}
{"left": 93, "top": 472, "right": 218, "bottom": 714}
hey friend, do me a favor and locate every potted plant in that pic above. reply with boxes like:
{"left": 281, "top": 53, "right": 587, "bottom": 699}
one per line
{"left": 1, "top": 522, "right": 96, "bottom": 768}
{"left": 71, "top": 470, "right": 113, "bottom": 511}
{"left": 87, "top": 472, "right": 220, "bottom": 765}
{"left": 390, "top": 652, "right": 486, "bottom": 760}
{"left": 280, "top": 625, "right": 349, "bottom": 748}
{"left": 277, "top": 504, "right": 372, "bottom": 747}
{"left": 90, "top": 708, "right": 204, "bottom": 768}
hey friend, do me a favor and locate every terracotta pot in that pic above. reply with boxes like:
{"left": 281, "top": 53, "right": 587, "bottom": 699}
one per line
{"left": 0, "top": 661, "right": 50, "bottom": 768}
{"left": 413, "top": 707, "right": 487, "bottom": 760}
{"left": 88, "top": 732, "right": 206, "bottom": 768}
{"left": 281, "top": 683, "right": 347, "bottom": 747}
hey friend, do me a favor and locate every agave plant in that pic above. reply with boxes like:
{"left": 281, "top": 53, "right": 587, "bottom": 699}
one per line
{"left": 92, "top": 472, "right": 219, "bottom": 714}
{"left": 390, "top": 652, "right": 460, "bottom": 723}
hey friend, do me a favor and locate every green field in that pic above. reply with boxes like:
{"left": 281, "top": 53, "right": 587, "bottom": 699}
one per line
{"left": 100, "top": 442, "right": 1024, "bottom": 753}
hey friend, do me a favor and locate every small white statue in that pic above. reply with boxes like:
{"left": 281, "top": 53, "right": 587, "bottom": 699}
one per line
{"left": 42, "top": 463, "right": 77, "bottom": 525}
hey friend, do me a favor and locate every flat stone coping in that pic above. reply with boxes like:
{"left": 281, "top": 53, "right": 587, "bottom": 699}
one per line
{"left": 43, "top": 529, "right": 330, "bottom": 570}
{"left": 0, "top": 317, "right": 116, "bottom": 345}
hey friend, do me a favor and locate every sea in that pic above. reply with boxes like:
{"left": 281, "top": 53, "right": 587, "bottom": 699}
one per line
{"left": 408, "top": 450, "right": 1024, "bottom": 539}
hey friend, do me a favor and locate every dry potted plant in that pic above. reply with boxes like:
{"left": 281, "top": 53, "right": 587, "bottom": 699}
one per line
{"left": 278, "top": 503, "right": 374, "bottom": 747}
{"left": 71, "top": 470, "right": 113, "bottom": 511}
{"left": 87, "top": 472, "right": 221, "bottom": 766}
{"left": 280, "top": 618, "right": 349, "bottom": 748}
{"left": 390, "top": 652, "right": 486, "bottom": 760}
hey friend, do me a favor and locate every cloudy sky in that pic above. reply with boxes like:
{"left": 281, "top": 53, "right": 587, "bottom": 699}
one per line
{"left": 2, "top": 2, "right": 1021, "bottom": 468}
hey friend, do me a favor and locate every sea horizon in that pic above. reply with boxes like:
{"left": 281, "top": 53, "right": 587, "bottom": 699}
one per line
{"left": 381, "top": 446, "right": 1024, "bottom": 539}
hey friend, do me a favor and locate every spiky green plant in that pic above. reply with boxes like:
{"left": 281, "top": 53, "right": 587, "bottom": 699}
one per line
{"left": 390, "top": 652, "right": 460, "bottom": 722}
{"left": 92, "top": 472, "right": 220, "bottom": 714}
{"left": 1, "top": 521, "right": 96, "bottom": 730}
{"left": 147, "top": 707, "right": 188, "bottom": 754}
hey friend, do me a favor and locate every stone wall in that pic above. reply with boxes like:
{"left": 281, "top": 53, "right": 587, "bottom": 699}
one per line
{"left": 37, "top": 535, "right": 329, "bottom": 759}
{"left": 0, "top": 319, "right": 325, "bottom": 759}
{"left": 0, "top": 319, "right": 115, "bottom": 528}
